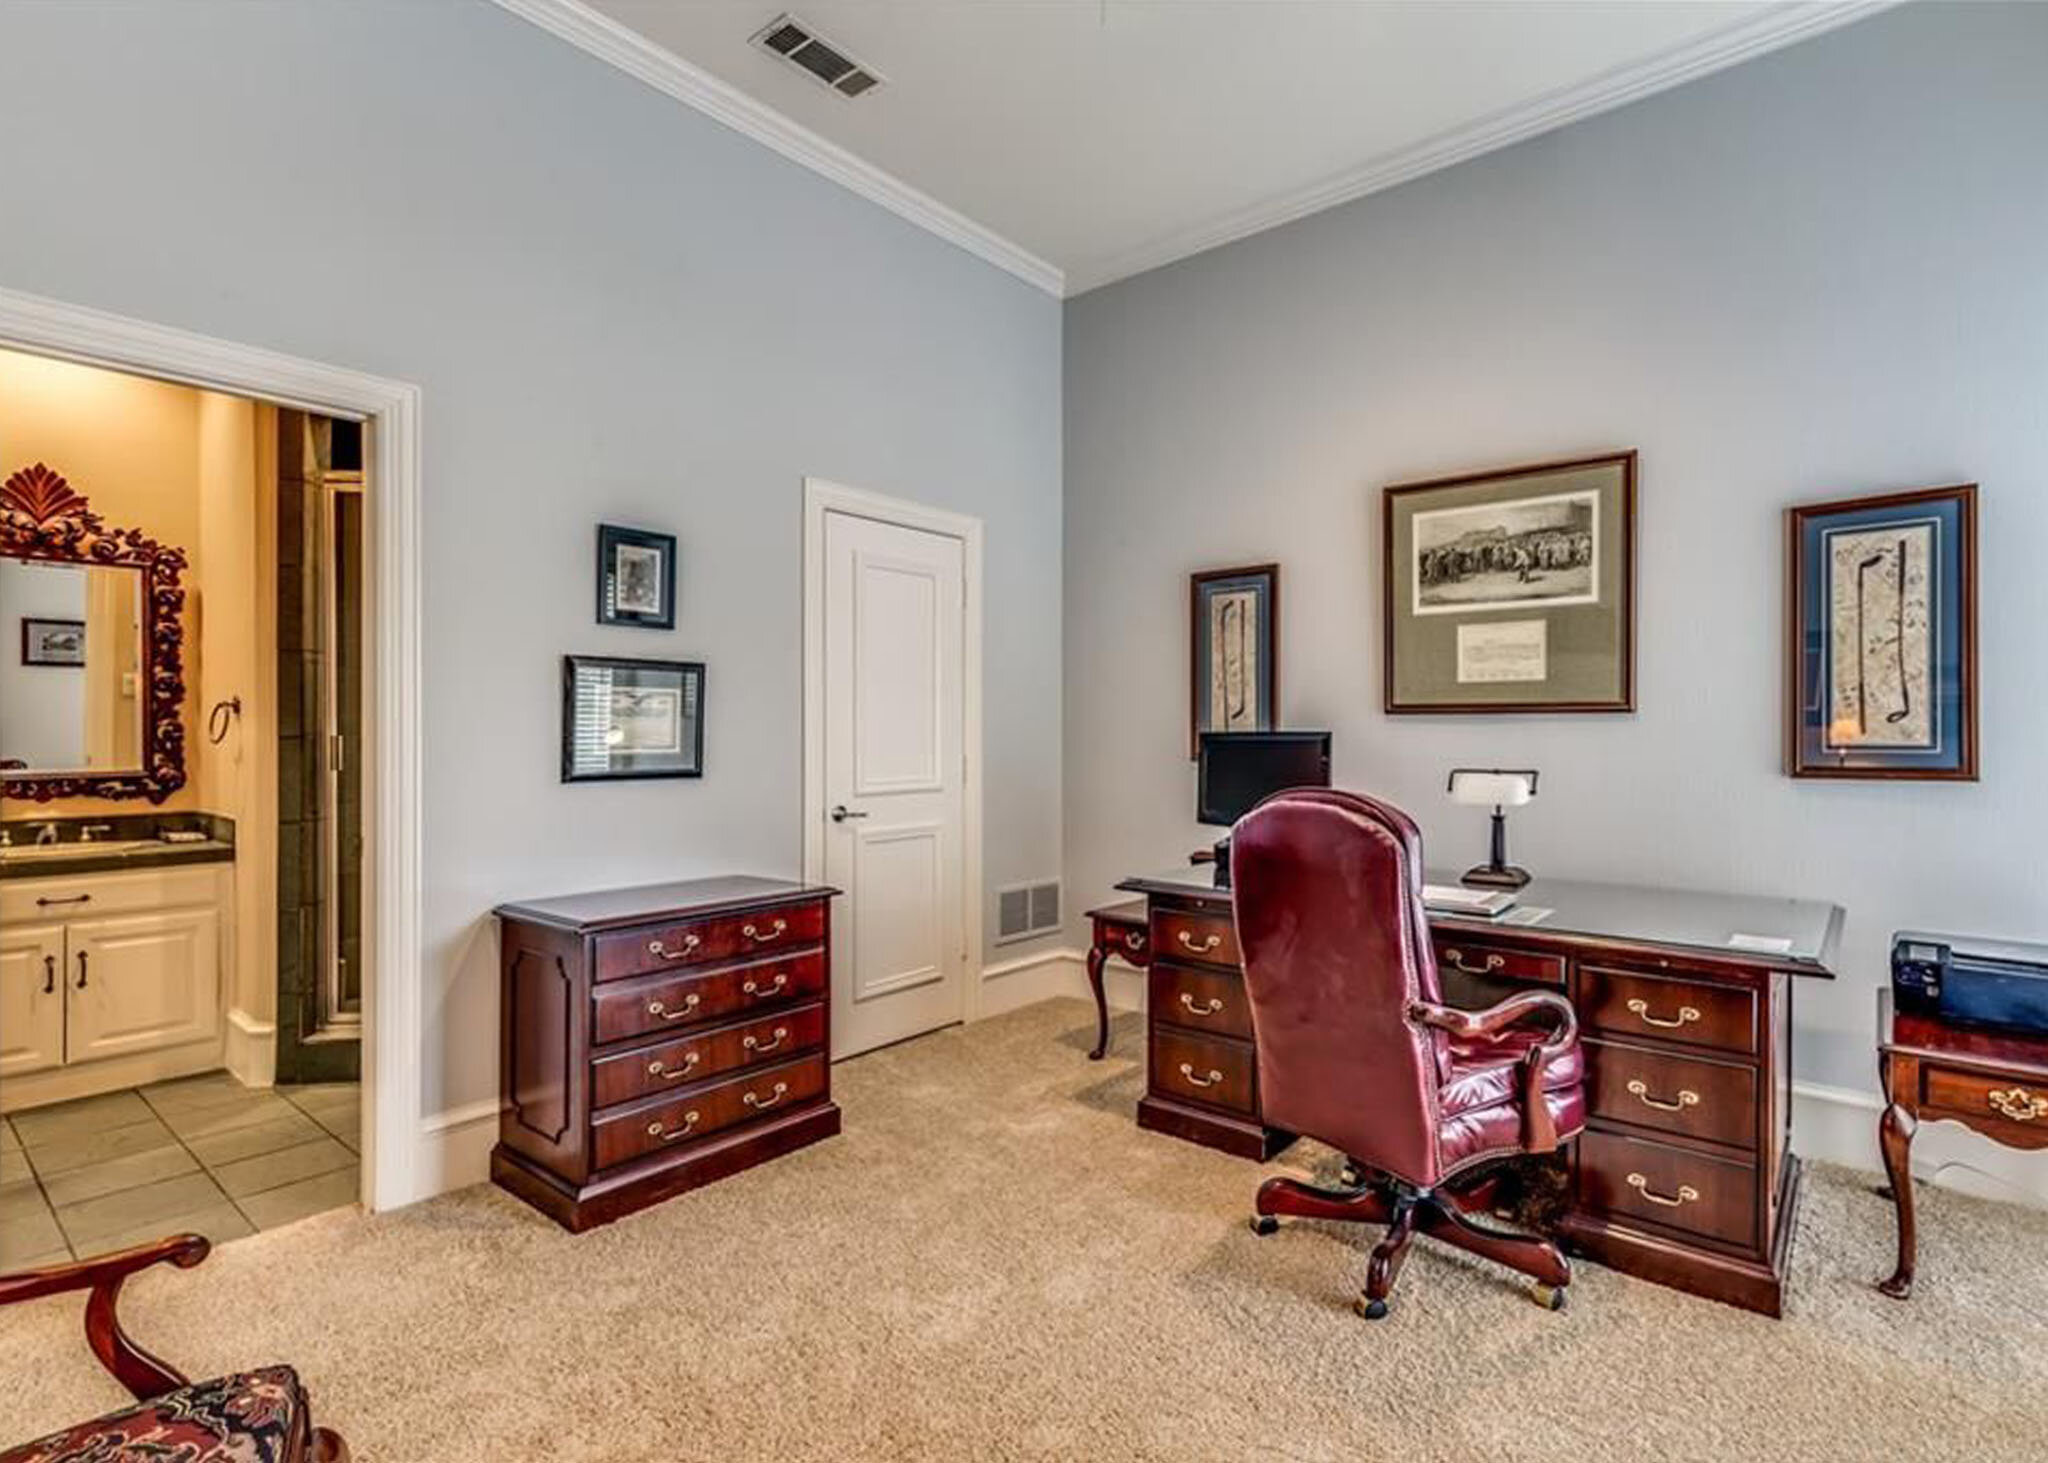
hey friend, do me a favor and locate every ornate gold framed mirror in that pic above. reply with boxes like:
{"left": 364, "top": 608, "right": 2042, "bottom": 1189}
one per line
{"left": 0, "top": 463, "right": 188, "bottom": 802}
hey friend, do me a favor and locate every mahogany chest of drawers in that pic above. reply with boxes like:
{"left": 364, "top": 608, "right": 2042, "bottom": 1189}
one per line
{"left": 492, "top": 876, "right": 841, "bottom": 1231}
{"left": 1117, "top": 866, "right": 1841, "bottom": 1316}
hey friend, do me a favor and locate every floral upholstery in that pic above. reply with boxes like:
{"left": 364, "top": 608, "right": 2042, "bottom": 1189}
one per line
{"left": 1, "top": 1366, "right": 310, "bottom": 1463}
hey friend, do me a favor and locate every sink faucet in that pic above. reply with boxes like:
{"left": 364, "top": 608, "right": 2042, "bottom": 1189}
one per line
{"left": 34, "top": 823, "right": 61, "bottom": 847}
{"left": 79, "top": 824, "right": 114, "bottom": 844}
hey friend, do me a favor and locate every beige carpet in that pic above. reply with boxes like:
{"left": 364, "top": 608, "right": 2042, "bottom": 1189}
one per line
{"left": 2, "top": 997, "right": 2043, "bottom": 1461}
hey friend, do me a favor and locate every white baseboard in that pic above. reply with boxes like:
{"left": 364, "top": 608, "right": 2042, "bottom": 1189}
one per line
{"left": 977, "top": 947, "right": 1148, "bottom": 1019}
{"left": 224, "top": 1007, "right": 277, "bottom": 1089}
{"left": 1793, "top": 1079, "right": 2048, "bottom": 1208}
{"left": 417, "top": 1098, "right": 500, "bottom": 1195}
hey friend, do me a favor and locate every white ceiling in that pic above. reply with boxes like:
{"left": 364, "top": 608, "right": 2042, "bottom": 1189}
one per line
{"left": 532, "top": 1, "right": 1889, "bottom": 294}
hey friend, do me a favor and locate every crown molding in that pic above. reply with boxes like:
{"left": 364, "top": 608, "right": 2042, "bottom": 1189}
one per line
{"left": 1066, "top": 0, "right": 1900, "bottom": 295}
{"left": 492, "top": 0, "right": 1065, "bottom": 297}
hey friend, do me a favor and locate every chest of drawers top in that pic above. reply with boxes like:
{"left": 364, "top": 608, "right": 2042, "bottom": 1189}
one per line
{"left": 496, "top": 875, "right": 839, "bottom": 935}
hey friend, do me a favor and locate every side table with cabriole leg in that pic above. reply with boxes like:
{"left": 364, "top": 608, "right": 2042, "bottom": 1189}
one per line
{"left": 1877, "top": 989, "right": 2048, "bottom": 1299}
{"left": 1083, "top": 901, "right": 1151, "bottom": 1059}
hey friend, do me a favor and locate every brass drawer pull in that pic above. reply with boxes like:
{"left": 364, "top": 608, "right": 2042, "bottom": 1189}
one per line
{"left": 1440, "top": 948, "right": 1505, "bottom": 977}
{"left": 1626, "top": 997, "right": 1701, "bottom": 1031}
{"left": 1178, "top": 993, "right": 1225, "bottom": 1018}
{"left": 648, "top": 933, "right": 701, "bottom": 961}
{"left": 1626, "top": 1172, "right": 1700, "bottom": 1208}
{"left": 742, "top": 973, "right": 790, "bottom": 999}
{"left": 646, "top": 994, "right": 702, "bottom": 1022}
{"left": 1626, "top": 1079, "right": 1700, "bottom": 1114}
{"left": 742, "top": 919, "right": 788, "bottom": 944}
{"left": 647, "top": 1052, "right": 701, "bottom": 1082}
{"left": 744, "top": 1026, "right": 790, "bottom": 1055}
{"left": 1178, "top": 1062, "right": 1225, "bottom": 1089}
{"left": 744, "top": 1081, "right": 789, "bottom": 1111}
{"left": 1124, "top": 931, "right": 1147, "bottom": 951}
{"left": 1989, "top": 1087, "right": 2048, "bottom": 1122}
{"left": 646, "top": 1111, "right": 701, "bottom": 1143}
{"left": 1176, "top": 931, "right": 1222, "bottom": 954}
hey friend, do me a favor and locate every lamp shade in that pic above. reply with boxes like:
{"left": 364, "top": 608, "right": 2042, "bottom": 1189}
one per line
{"left": 1447, "top": 769, "right": 1537, "bottom": 808}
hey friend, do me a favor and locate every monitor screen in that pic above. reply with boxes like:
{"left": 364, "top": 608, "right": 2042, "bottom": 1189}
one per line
{"left": 1197, "top": 732, "right": 1332, "bottom": 827}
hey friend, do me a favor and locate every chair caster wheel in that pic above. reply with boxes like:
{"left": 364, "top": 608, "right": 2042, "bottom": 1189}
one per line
{"left": 1250, "top": 1215, "right": 1279, "bottom": 1236}
{"left": 1532, "top": 1283, "right": 1566, "bottom": 1313}
{"left": 1354, "top": 1297, "right": 1390, "bottom": 1320}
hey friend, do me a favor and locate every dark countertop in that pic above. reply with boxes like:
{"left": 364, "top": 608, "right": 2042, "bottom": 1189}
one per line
{"left": 497, "top": 875, "right": 840, "bottom": 933}
{"left": 0, "top": 838, "right": 236, "bottom": 881}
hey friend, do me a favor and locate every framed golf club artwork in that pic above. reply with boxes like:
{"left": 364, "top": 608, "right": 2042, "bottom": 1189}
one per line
{"left": 1787, "top": 483, "right": 1977, "bottom": 780}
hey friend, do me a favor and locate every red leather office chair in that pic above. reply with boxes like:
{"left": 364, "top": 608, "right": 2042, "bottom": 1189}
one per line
{"left": 1232, "top": 789, "right": 1586, "bottom": 1318}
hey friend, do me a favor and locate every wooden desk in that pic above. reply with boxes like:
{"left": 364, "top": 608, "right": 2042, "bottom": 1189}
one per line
{"left": 1083, "top": 900, "right": 1150, "bottom": 1060}
{"left": 1115, "top": 865, "right": 1843, "bottom": 1316}
{"left": 1878, "top": 989, "right": 2048, "bottom": 1299}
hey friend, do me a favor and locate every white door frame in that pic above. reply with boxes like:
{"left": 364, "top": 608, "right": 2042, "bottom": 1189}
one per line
{"left": 0, "top": 285, "right": 425, "bottom": 1212}
{"left": 801, "top": 477, "right": 984, "bottom": 1029}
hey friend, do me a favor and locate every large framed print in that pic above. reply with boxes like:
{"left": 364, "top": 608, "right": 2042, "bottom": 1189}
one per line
{"left": 561, "top": 655, "right": 704, "bottom": 782}
{"left": 1787, "top": 484, "right": 1976, "bottom": 780}
{"left": 1190, "top": 563, "right": 1279, "bottom": 758}
{"left": 1383, "top": 452, "right": 1636, "bottom": 714}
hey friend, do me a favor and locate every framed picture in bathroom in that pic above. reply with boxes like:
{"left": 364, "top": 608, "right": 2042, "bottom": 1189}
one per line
{"left": 21, "top": 617, "right": 86, "bottom": 666}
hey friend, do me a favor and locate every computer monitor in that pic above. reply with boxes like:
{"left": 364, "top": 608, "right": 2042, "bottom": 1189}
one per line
{"left": 1197, "top": 731, "right": 1332, "bottom": 828}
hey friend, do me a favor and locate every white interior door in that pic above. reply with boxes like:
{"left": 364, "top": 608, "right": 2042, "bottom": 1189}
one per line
{"left": 0, "top": 923, "right": 66, "bottom": 1077}
{"left": 66, "top": 909, "right": 220, "bottom": 1063}
{"left": 822, "top": 509, "right": 967, "bottom": 1058}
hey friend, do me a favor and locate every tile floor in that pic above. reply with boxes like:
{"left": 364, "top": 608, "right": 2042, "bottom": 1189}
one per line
{"left": 0, "top": 1075, "right": 360, "bottom": 1268}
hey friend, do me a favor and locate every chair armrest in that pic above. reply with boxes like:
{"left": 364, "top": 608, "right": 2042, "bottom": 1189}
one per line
{"left": 1410, "top": 992, "right": 1579, "bottom": 1154}
{"left": 0, "top": 1233, "right": 209, "bottom": 1402}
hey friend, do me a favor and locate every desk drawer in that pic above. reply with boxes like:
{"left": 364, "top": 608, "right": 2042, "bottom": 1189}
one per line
{"left": 1584, "top": 1040, "right": 1757, "bottom": 1150}
{"left": 1150, "top": 1028, "right": 1254, "bottom": 1116}
{"left": 592, "top": 1055, "right": 826, "bottom": 1171}
{"left": 1150, "top": 962, "right": 1252, "bottom": 1041}
{"left": 1577, "top": 1130, "right": 1758, "bottom": 1251}
{"left": 590, "top": 1002, "right": 826, "bottom": 1110}
{"left": 1580, "top": 967, "right": 1756, "bottom": 1056}
{"left": 592, "top": 951, "right": 825, "bottom": 1045}
{"left": 593, "top": 900, "right": 826, "bottom": 984}
{"left": 1153, "top": 908, "right": 1239, "bottom": 970}
{"left": 1922, "top": 1065, "right": 2048, "bottom": 1141}
{"left": 1432, "top": 936, "right": 1566, "bottom": 989}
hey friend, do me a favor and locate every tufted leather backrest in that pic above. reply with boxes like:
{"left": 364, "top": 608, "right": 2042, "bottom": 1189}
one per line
{"left": 1230, "top": 789, "right": 1448, "bottom": 1188}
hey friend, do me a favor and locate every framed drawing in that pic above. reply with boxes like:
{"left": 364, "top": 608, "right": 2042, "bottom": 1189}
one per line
{"left": 21, "top": 617, "right": 86, "bottom": 666}
{"left": 596, "top": 524, "right": 677, "bottom": 630}
{"left": 1190, "top": 563, "right": 1278, "bottom": 757}
{"left": 561, "top": 654, "right": 704, "bottom": 781}
{"left": 1787, "top": 483, "right": 1976, "bottom": 780}
{"left": 1384, "top": 452, "right": 1636, "bottom": 714}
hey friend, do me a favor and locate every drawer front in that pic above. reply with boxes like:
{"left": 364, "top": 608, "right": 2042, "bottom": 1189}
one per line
{"left": 1579, "top": 966, "right": 1756, "bottom": 1056}
{"left": 0, "top": 864, "right": 225, "bottom": 924}
{"left": 592, "top": 951, "right": 825, "bottom": 1046}
{"left": 1585, "top": 1039, "right": 1757, "bottom": 1150}
{"left": 593, "top": 900, "right": 827, "bottom": 984}
{"left": 590, "top": 1001, "right": 827, "bottom": 1110}
{"left": 1153, "top": 907, "right": 1240, "bottom": 970}
{"left": 1922, "top": 1066, "right": 2048, "bottom": 1140}
{"left": 1577, "top": 1130, "right": 1759, "bottom": 1251}
{"left": 592, "top": 1055, "right": 827, "bottom": 1170}
{"left": 1432, "top": 936, "right": 1567, "bottom": 989}
{"left": 1150, "top": 1027, "right": 1255, "bottom": 1116}
{"left": 1150, "top": 962, "right": 1252, "bottom": 1041}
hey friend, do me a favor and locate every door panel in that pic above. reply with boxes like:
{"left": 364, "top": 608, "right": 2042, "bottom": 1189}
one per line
{"left": 0, "top": 923, "right": 66, "bottom": 1078}
{"left": 824, "top": 511, "right": 966, "bottom": 1058}
{"left": 66, "top": 909, "right": 221, "bottom": 1063}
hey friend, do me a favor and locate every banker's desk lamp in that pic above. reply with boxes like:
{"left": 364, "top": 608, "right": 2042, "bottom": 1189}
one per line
{"left": 1447, "top": 768, "right": 1539, "bottom": 889}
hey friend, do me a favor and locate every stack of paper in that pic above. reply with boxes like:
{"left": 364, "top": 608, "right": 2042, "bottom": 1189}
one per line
{"left": 1421, "top": 884, "right": 1518, "bottom": 919}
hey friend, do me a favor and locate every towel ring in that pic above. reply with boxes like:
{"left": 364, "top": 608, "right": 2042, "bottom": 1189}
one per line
{"left": 206, "top": 697, "right": 243, "bottom": 745}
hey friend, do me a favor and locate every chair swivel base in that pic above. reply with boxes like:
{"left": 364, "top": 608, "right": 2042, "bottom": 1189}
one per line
{"left": 1251, "top": 1170, "right": 1572, "bottom": 1318}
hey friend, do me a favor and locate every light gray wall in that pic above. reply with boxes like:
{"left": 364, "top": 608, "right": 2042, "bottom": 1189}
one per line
{"left": 0, "top": 0, "right": 1062, "bottom": 1119}
{"left": 0, "top": 560, "right": 87, "bottom": 769}
{"left": 1064, "top": 1, "right": 2048, "bottom": 1095}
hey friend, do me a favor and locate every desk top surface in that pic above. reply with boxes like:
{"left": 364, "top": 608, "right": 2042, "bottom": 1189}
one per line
{"left": 1116, "top": 865, "right": 1843, "bottom": 974}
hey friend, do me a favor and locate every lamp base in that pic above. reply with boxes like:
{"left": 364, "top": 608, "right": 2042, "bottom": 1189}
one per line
{"left": 1461, "top": 863, "right": 1531, "bottom": 890}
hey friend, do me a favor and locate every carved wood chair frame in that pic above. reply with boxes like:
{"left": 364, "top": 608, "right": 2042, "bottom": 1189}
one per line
{"left": 0, "top": 462, "right": 189, "bottom": 803}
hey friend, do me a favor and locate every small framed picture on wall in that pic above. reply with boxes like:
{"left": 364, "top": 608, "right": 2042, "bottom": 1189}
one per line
{"left": 561, "top": 655, "right": 704, "bottom": 781}
{"left": 596, "top": 524, "right": 677, "bottom": 630}
{"left": 21, "top": 617, "right": 86, "bottom": 667}
{"left": 1786, "top": 483, "right": 1977, "bottom": 780}
{"left": 1190, "top": 563, "right": 1279, "bottom": 758}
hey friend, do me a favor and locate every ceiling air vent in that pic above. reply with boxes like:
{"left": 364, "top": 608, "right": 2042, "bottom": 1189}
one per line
{"left": 751, "top": 14, "right": 885, "bottom": 99}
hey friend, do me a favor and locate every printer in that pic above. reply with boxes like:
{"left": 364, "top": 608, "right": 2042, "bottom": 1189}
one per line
{"left": 1892, "top": 931, "right": 2048, "bottom": 1036}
